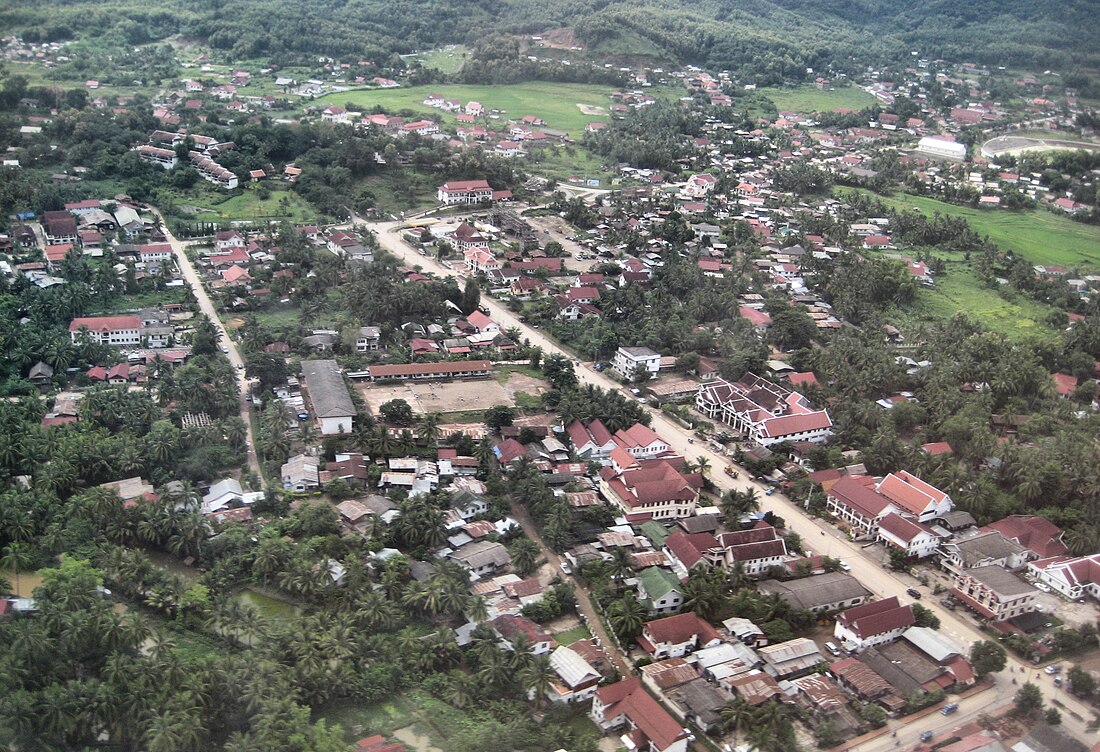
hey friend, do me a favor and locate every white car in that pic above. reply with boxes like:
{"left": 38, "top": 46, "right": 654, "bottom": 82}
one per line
{"left": 1035, "top": 582, "right": 1052, "bottom": 593}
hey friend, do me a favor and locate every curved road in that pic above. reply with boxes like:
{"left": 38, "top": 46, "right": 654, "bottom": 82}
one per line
{"left": 149, "top": 209, "right": 266, "bottom": 488}
{"left": 367, "top": 219, "right": 1099, "bottom": 742}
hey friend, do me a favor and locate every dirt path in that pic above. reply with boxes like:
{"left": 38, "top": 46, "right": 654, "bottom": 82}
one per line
{"left": 506, "top": 498, "right": 632, "bottom": 677}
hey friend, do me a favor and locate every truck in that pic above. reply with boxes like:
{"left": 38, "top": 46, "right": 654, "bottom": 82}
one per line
{"left": 724, "top": 466, "right": 739, "bottom": 478}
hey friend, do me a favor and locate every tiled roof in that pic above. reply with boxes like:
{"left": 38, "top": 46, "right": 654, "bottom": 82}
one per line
{"left": 837, "top": 596, "right": 915, "bottom": 639}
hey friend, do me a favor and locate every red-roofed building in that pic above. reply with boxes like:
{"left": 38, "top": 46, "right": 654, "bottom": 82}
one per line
{"left": 825, "top": 475, "right": 895, "bottom": 539}
{"left": 983, "top": 516, "right": 1067, "bottom": 559}
{"left": 356, "top": 735, "right": 407, "bottom": 752}
{"left": 437, "top": 179, "right": 493, "bottom": 205}
{"left": 637, "top": 613, "right": 723, "bottom": 659}
{"left": 69, "top": 316, "right": 142, "bottom": 346}
{"left": 612, "top": 423, "right": 671, "bottom": 459}
{"left": 696, "top": 373, "right": 833, "bottom": 447}
{"left": 876, "top": 471, "right": 952, "bottom": 522}
{"left": 566, "top": 419, "right": 617, "bottom": 459}
{"left": 834, "top": 597, "right": 915, "bottom": 652}
{"left": 590, "top": 677, "right": 689, "bottom": 752}
{"left": 787, "top": 372, "right": 818, "bottom": 389}
{"left": 490, "top": 614, "right": 557, "bottom": 654}
{"left": 921, "top": 442, "right": 953, "bottom": 456}
{"left": 1052, "top": 372, "right": 1077, "bottom": 397}
{"left": 739, "top": 305, "right": 772, "bottom": 330}
{"left": 494, "top": 438, "right": 527, "bottom": 464}
{"left": 599, "top": 458, "right": 701, "bottom": 522}
{"left": 877, "top": 513, "right": 940, "bottom": 558}
{"left": 664, "top": 524, "right": 787, "bottom": 576}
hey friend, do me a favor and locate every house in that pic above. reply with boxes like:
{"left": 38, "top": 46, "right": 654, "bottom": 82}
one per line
{"left": 757, "top": 572, "right": 871, "bottom": 614}
{"left": 758, "top": 637, "right": 825, "bottom": 679}
{"left": 939, "top": 531, "right": 1028, "bottom": 576}
{"left": 1013, "top": 724, "right": 1088, "bottom": 752}
{"left": 951, "top": 565, "right": 1037, "bottom": 621}
{"left": 663, "top": 678, "right": 730, "bottom": 733}
{"left": 301, "top": 360, "right": 356, "bottom": 435}
{"left": 28, "top": 361, "right": 54, "bottom": 389}
{"left": 590, "top": 677, "right": 689, "bottom": 752}
{"left": 833, "top": 597, "right": 915, "bottom": 652}
{"left": 722, "top": 617, "right": 767, "bottom": 648}
{"left": 215, "top": 230, "right": 246, "bottom": 252}
{"left": 637, "top": 612, "right": 722, "bottom": 659}
{"left": 663, "top": 525, "right": 788, "bottom": 577}
{"left": 828, "top": 658, "right": 898, "bottom": 705}
{"left": 566, "top": 420, "right": 617, "bottom": 459}
{"left": 696, "top": 374, "right": 833, "bottom": 447}
{"left": 1029, "top": 553, "right": 1100, "bottom": 600}
{"left": 611, "top": 423, "right": 670, "bottom": 459}
{"left": 281, "top": 454, "right": 320, "bottom": 492}
{"left": 612, "top": 346, "right": 661, "bottom": 381}
{"left": 490, "top": 614, "right": 556, "bottom": 654}
{"left": 448, "top": 539, "right": 510, "bottom": 579}
{"left": 465, "top": 310, "right": 498, "bottom": 334}
{"left": 362, "top": 361, "right": 494, "bottom": 382}
{"left": 437, "top": 180, "right": 493, "bottom": 205}
{"left": 547, "top": 645, "right": 602, "bottom": 703}
{"left": 637, "top": 566, "right": 685, "bottom": 614}
{"left": 356, "top": 326, "right": 381, "bottom": 352}
{"left": 877, "top": 513, "right": 940, "bottom": 558}
{"left": 982, "top": 516, "right": 1067, "bottom": 559}
{"left": 450, "top": 490, "right": 490, "bottom": 521}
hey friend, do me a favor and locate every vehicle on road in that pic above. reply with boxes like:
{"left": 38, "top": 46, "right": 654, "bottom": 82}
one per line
{"left": 839, "top": 561, "right": 851, "bottom": 572}
{"left": 765, "top": 488, "right": 775, "bottom": 496}
{"left": 724, "top": 466, "right": 739, "bottom": 478}
{"left": 220, "top": 344, "right": 229, "bottom": 353}
{"left": 940, "top": 596, "right": 957, "bottom": 610}
{"left": 560, "top": 560, "right": 572, "bottom": 575}
{"left": 1054, "top": 676, "right": 1063, "bottom": 687}
{"left": 906, "top": 587, "right": 922, "bottom": 599}
{"left": 1045, "top": 664, "right": 1062, "bottom": 675}
{"left": 1035, "top": 582, "right": 1052, "bottom": 593}
{"left": 921, "top": 732, "right": 934, "bottom": 742}
{"left": 941, "top": 703, "right": 959, "bottom": 715}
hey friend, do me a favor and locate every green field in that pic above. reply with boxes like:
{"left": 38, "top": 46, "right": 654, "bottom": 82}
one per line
{"left": 183, "top": 187, "right": 320, "bottom": 224}
{"left": 897, "top": 264, "right": 1055, "bottom": 338}
{"left": 856, "top": 191, "right": 1100, "bottom": 269}
{"left": 552, "top": 624, "right": 592, "bottom": 645}
{"left": 314, "top": 82, "right": 615, "bottom": 137}
{"left": 407, "top": 45, "right": 470, "bottom": 75}
{"left": 758, "top": 84, "right": 876, "bottom": 113}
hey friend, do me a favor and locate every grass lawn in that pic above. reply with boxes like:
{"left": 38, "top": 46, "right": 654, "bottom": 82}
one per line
{"left": 893, "top": 263, "right": 1055, "bottom": 338}
{"left": 359, "top": 172, "right": 441, "bottom": 217}
{"left": 319, "top": 695, "right": 421, "bottom": 741}
{"left": 552, "top": 624, "right": 592, "bottom": 645}
{"left": 408, "top": 46, "right": 470, "bottom": 75}
{"left": 314, "top": 82, "right": 615, "bottom": 137}
{"left": 525, "top": 143, "right": 613, "bottom": 187}
{"left": 758, "top": 84, "right": 876, "bottom": 113}
{"left": 849, "top": 190, "right": 1100, "bottom": 269}
{"left": 188, "top": 187, "right": 320, "bottom": 224}
{"left": 252, "top": 306, "right": 301, "bottom": 329}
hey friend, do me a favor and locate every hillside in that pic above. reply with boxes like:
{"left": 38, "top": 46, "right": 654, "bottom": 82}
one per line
{"left": 2, "top": 0, "right": 1098, "bottom": 87}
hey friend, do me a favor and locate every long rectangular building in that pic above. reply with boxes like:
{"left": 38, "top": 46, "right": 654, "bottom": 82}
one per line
{"left": 301, "top": 360, "right": 356, "bottom": 435}
{"left": 695, "top": 373, "right": 832, "bottom": 446}
{"left": 358, "top": 360, "right": 494, "bottom": 382}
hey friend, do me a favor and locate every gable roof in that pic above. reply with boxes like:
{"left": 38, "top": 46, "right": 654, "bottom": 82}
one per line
{"left": 836, "top": 596, "right": 915, "bottom": 639}
{"left": 982, "top": 515, "right": 1067, "bottom": 558}
{"left": 594, "top": 677, "right": 687, "bottom": 752}
{"left": 875, "top": 471, "right": 948, "bottom": 515}
{"left": 643, "top": 612, "right": 721, "bottom": 646}
{"left": 878, "top": 513, "right": 936, "bottom": 543}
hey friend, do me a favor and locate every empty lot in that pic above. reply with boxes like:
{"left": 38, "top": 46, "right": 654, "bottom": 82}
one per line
{"left": 358, "top": 379, "right": 513, "bottom": 415}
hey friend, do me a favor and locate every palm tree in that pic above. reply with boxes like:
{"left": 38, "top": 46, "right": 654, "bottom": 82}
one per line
{"left": 476, "top": 646, "right": 513, "bottom": 692}
{"left": 417, "top": 412, "right": 443, "bottom": 445}
{"left": 1, "top": 542, "right": 32, "bottom": 596}
{"left": 519, "top": 654, "right": 554, "bottom": 708}
{"left": 608, "top": 545, "right": 634, "bottom": 584}
{"left": 607, "top": 590, "right": 648, "bottom": 640}
{"left": 509, "top": 538, "right": 540, "bottom": 577}
{"left": 721, "top": 696, "right": 753, "bottom": 743}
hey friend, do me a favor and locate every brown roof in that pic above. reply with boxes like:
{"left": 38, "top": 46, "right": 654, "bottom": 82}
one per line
{"left": 837, "top": 596, "right": 915, "bottom": 639}
{"left": 594, "top": 677, "right": 688, "bottom": 751}
{"left": 643, "top": 612, "right": 721, "bottom": 646}
{"left": 369, "top": 360, "right": 492, "bottom": 378}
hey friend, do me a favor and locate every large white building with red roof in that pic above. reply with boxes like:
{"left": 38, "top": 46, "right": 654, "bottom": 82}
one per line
{"left": 598, "top": 456, "right": 701, "bottom": 522}
{"left": 695, "top": 373, "right": 832, "bottom": 447}
{"left": 566, "top": 420, "right": 617, "bottom": 459}
{"left": 877, "top": 513, "right": 940, "bottom": 559}
{"left": 590, "top": 677, "right": 690, "bottom": 752}
{"left": 826, "top": 471, "right": 953, "bottom": 539}
{"left": 437, "top": 179, "right": 493, "bottom": 205}
{"left": 611, "top": 423, "right": 671, "bottom": 459}
{"left": 1029, "top": 553, "right": 1100, "bottom": 600}
{"left": 637, "top": 612, "right": 723, "bottom": 659}
{"left": 664, "top": 523, "right": 788, "bottom": 577}
{"left": 69, "top": 315, "right": 142, "bottom": 346}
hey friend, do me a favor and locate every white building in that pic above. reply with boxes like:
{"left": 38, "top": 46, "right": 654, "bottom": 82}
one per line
{"left": 916, "top": 137, "right": 967, "bottom": 161}
{"left": 301, "top": 360, "right": 356, "bottom": 435}
{"left": 69, "top": 315, "right": 142, "bottom": 346}
{"left": 611, "top": 346, "right": 661, "bottom": 381}
{"left": 877, "top": 513, "right": 941, "bottom": 558}
{"left": 437, "top": 179, "right": 493, "bottom": 205}
{"left": 695, "top": 374, "right": 833, "bottom": 446}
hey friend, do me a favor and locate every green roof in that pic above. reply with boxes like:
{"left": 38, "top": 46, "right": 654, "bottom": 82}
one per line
{"left": 639, "top": 520, "right": 671, "bottom": 548}
{"left": 637, "top": 566, "right": 683, "bottom": 602}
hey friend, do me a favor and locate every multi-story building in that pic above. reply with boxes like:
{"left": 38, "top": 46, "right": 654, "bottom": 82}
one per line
{"left": 611, "top": 346, "right": 661, "bottom": 381}
{"left": 69, "top": 315, "right": 142, "bottom": 346}
{"left": 437, "top": 179, "right": 493, "bottom": 205}
{"left": 951, "top": 565, "right": 1037, "bottom": 621}
{"left": 695, "top": 373, "right": 832, "bottom": 446}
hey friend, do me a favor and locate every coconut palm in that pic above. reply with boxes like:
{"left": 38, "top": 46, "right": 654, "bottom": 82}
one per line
{"left": 607, "top": 590, "right": 648, "bottom": 640}
{"left": 519, "top": 654, "right": 554, "bottom": 708}
{"left": 721, "top": 696, "right": 753, "bottom": 742}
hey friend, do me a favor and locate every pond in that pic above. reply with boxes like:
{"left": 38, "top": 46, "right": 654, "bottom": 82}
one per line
{"left": 233, "top": 588, "right": 301, "bottom": 619}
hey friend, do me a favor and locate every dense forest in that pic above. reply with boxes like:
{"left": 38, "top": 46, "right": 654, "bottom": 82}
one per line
{"left": 4, "top": 0, "right": 1098, "bottom": 86}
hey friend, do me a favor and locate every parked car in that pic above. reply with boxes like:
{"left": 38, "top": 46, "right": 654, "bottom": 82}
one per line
{"left": 1044, "top": 664, "right": 1062, "bottom": 675}
{"left": 940, "top": 596, "right": 957, "bottom": 610}
{"left": 906, "top": 587, "right": 922, "bottom": 599}
{"left": 1035, "top": 582, "right": 1052, "bottom": 593}
{"left": 1054, "top": 676, "right": 1063, "bottom": 687}
{"left": 825, "top": 642, "right": 842, "bottom": 656}
{"left": 941, "top": 703, "right": 959, "bottom": 715}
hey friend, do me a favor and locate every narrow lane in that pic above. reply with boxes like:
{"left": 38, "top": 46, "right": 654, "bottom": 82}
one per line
{"left": 150, "top": 208, "right": 266, "bottom": 487}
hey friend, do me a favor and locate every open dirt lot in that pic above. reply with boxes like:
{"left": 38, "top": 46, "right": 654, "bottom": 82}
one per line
{"left": 358, "top": 379, "right": 514, "bottom": 415}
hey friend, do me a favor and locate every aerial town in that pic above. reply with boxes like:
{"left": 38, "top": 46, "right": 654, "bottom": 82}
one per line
{"left": 0, "top": 2, "right": 1099, "bottom": 751}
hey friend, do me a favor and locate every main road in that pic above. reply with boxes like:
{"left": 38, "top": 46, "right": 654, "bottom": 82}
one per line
{"left": 367, "top": 219, "right": 1099, "bottom": 741}
{"left": 150, "top": 208, "right": 266, "bottom": 488}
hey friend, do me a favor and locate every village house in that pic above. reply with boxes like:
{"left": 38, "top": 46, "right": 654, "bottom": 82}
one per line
{"left": 281, "top": 454, "right": 320, "bottom": 493}
{"left": 637, "top": 612, "right": 723, "bottom": 659}
{"left": 833, "top": 597, "right": 916, "bottom": 652}
{"left": 590, "top": 677, "right": 690, "bottom": 752}
{"left": 758, "top": 638, "right": 825, "bottom": 679}
{"left": 612, "top": 346, "right": 662, "bottom": 381}
{"left": 547, "top": 645, "right": 602, "bottom": 703}
{"left": 448, "top": 539, "right": 510, "bottom": 579}
{"left": 877, "top": 513, "right": 940, "bottom": 558}
{"left": 566, "top": 419, "right": 617, "bottom": 459}
{"left": 636, "top": 566, "right": 686, "bottom": 614}
{"left": 355, "top": 326, "right": 381, "bottom": 352}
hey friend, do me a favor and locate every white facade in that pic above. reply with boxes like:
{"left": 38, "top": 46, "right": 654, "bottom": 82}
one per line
{"left": 612, "top": 346, "right": 661, "bottom": 381}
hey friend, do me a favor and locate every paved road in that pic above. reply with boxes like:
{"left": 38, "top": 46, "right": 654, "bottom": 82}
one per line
{"left": 368, "top": 219, "right": 1099, "bottom": 741}
{"left": 150, "top": 209, "right": 266, "bottom": 487}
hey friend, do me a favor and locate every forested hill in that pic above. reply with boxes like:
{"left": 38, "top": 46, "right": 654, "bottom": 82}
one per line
{"left": 4, "top": 0, "right": 1097, "bottom": 83}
